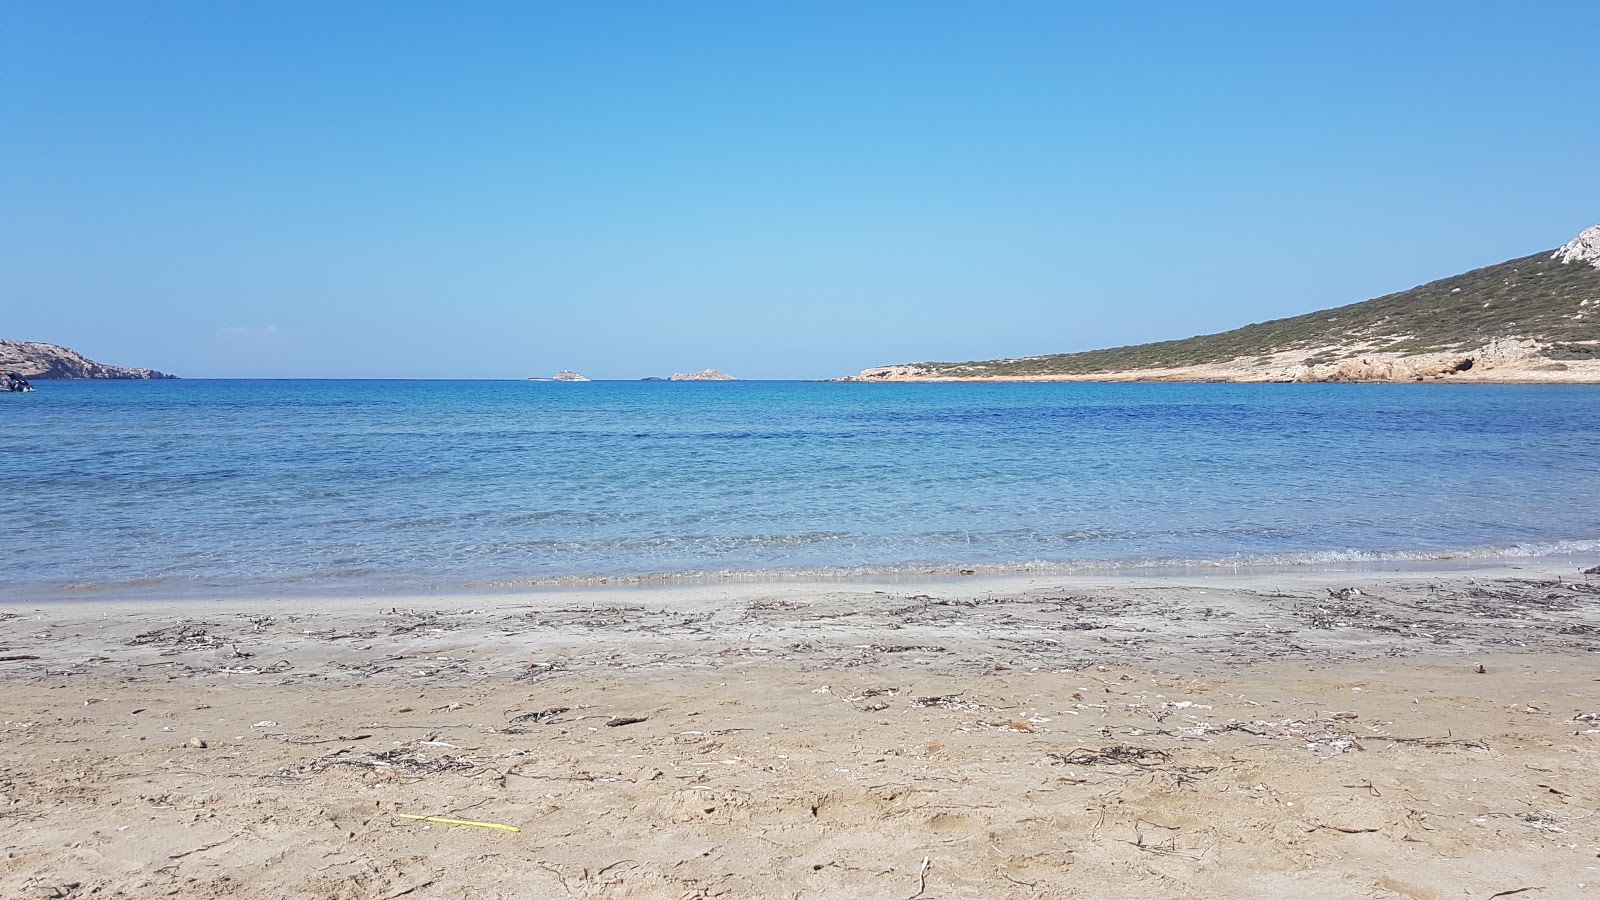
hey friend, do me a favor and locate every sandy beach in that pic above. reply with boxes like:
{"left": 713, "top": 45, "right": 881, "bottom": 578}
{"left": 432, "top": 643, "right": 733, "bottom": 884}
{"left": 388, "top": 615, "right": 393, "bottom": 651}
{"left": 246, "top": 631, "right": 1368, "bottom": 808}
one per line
{"left": 4, "top": 564, "right": 1599, "bottom": 899}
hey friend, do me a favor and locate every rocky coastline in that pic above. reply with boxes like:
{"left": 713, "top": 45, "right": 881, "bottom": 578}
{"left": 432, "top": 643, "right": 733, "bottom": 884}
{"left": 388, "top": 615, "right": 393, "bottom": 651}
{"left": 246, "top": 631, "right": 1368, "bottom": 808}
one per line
{"left": 0, "top": 340, "right": 174, "bottom": 380}
{"left": 669, "top": 368, "right": 736, "bottom": 381}
{"left": 843, "top": 225, "right": 1600, "bottom": 385}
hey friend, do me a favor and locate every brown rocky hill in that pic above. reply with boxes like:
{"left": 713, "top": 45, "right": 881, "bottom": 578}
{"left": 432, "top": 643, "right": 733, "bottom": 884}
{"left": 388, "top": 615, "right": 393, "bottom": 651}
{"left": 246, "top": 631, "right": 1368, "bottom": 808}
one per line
{"left": 0, "top": 340, "right": 175, "bottom": 379}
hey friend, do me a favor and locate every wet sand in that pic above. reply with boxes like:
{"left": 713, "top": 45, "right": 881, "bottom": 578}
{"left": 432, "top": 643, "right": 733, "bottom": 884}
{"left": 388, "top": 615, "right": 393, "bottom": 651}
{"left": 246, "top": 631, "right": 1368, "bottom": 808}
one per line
{"left": 3, "top": 565, "right": 1599, "bottom": 899}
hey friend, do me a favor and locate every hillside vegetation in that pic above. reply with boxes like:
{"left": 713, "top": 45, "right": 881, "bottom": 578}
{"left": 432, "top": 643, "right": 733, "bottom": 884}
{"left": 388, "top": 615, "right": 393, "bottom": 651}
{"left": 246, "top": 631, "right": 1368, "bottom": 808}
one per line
{"left": 866, "top": 243, "right": 1600, "bottom": 380}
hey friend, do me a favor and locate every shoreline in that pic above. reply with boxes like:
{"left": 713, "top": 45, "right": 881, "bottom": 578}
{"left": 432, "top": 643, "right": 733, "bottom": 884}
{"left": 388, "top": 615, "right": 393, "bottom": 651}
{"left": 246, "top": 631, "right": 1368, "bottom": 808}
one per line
{"left": 840, "top": 370, "right": 1600, "bottom": 384}
{"left": 4, "top": 564, "right": 1599, "bottom": 898}
{"left": 16, "top": 547, "right": 1600, "bottom": 606}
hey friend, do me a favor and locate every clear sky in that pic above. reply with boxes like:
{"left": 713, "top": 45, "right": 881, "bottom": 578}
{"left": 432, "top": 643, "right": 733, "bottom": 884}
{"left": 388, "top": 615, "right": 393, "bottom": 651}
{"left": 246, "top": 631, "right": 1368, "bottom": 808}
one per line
{"left": 2, "top": 2, "right": 1596, "bottom": 379}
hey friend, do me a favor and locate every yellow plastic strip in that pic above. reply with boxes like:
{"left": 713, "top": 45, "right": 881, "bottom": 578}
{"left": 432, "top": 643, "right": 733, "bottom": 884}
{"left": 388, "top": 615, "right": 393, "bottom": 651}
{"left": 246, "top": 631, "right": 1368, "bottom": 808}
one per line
{"left": 397, "top": 813, "right": 521, "bottom": 833}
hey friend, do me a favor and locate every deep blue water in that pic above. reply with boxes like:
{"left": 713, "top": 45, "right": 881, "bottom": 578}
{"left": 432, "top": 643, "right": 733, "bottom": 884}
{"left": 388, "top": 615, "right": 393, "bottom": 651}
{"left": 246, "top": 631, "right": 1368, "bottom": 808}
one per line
{"left": 3, "top": 379, "right": 1599, "bottom": 599}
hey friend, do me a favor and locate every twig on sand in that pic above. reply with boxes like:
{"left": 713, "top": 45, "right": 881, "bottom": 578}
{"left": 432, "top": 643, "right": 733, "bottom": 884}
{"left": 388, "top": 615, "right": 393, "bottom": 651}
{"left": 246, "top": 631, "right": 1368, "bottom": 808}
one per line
{"left": 908, "top": 856, "right": 931, "bottom": 899}
{"left": 279, "top": 733, "right": 373, "bottom": 744}
{"left": 1487, "top": 889, "right": 1543, "bottom": 900}
{"left": 1362, "top": 732, "right": 1488, "bottom": 750}
{"left": 375, "top": 879, "right": 436, "bottom": 900}
{"left": 168, "top": 832, "right": 242, "bottom": 859}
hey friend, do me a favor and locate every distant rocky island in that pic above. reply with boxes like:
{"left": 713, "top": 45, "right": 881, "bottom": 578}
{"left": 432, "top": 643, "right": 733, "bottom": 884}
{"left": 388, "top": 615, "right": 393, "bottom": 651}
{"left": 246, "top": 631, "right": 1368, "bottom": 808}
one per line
{"left": 528, "top": 370, "right": 590, "bottom": 382}
{"left": 0, "top": 340, "right": 175, "bottom": 380}
{"left": 669, "top": 369, "right": 736, "bottom": 381}
{"left": 844, "top": 225, "right": 1600, "bottom": 384}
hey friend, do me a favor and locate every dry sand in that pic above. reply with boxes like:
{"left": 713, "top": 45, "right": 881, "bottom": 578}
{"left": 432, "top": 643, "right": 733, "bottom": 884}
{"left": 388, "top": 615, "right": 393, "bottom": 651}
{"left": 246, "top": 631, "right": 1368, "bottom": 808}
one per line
{"left": 4, "top": 565, "right": 1599, "bottom": 899}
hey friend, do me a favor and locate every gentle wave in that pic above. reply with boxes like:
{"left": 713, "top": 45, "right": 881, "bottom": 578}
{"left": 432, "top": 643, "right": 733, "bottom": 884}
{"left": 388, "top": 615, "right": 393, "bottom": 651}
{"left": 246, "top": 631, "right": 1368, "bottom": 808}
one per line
{"left": 21, "top": 538, "right": 1600, "bottom": 600}
{"left": 474, "top": 538, "right": 1600, "bottom": 588}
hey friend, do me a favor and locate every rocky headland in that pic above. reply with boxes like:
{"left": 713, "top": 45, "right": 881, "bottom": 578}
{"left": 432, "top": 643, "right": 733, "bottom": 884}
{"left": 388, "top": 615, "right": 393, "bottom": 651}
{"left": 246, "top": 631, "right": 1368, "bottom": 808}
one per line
{"left": 846, "top": 225, "right": 1600, "bottom": 384}
{"left": 0, "top": 340, "right": 175, "bottom": 380}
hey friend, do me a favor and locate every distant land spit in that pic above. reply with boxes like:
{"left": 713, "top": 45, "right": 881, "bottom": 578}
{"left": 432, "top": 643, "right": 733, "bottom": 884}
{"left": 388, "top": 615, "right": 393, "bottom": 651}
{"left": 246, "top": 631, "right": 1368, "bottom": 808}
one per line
{"left": 843, "top": 225, "right": 1600, "bottom": 384}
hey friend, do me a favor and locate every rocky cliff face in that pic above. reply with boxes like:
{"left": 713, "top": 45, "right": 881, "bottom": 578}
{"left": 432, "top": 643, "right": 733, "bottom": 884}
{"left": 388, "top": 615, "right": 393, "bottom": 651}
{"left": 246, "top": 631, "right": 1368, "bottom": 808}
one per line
{"left": 669, "top": 369, "right": 736, "bottom": 381}
{"left": 0, "top": 340, "right": 175, "bottom": 379}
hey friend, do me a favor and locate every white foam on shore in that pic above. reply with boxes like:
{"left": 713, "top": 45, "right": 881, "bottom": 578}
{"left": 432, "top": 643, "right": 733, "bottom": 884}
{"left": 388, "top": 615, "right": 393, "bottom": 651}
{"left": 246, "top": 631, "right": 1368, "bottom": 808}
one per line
{"left": 13, "top": 538, "right": 1598, "bottom": 603}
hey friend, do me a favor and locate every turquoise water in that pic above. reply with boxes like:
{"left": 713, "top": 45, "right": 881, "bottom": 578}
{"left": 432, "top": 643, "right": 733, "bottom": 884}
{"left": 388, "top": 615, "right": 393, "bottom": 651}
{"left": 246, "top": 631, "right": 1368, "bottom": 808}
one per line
{"left": 3, "top": 379, "right": 1598, "bottom": 599}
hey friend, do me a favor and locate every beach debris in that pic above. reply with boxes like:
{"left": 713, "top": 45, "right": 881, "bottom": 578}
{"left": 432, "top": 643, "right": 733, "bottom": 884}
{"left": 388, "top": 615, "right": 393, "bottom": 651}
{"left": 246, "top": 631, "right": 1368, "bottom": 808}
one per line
{"left": 1050, "top": 745, "right": 1171, "bottom": 768}
{"left": 606, "top": 716, "right": 648, "bottom": 727}
{"left": 851, "top": 687, "right": 898, "bottom": 699}
{"left": 397, "top": 813, "right": 519, "bottom": 833}
{"left": 278, "top": 732, "right": 373, "bottom": 745}
{"left": 128, "top": 624, "right": 222, "bottom": 652}
{"left": 1582, "top": 565, "right": 1600, "bottom": 575}
{"left": 504, "top": 707, "right": 569, "bottom": 731}
{"left": 0, "top": 655, "right": 41, "bottom": 662}
{"left": 1476, "top": 663, "right": 1487, "bottom": 674}
{"left": 384, "top": 608, "right": 472, "bottom": 635}
{"left": 912, "top": 695, "right": 984, "bottom": 711}
{"left": 1128, "top": 820, "right": 1208, "bottom": 859}
{"left": 1486, "top": 888, "right": 1544, "bottom": 900}
{"left": 216, "top": 660, "right": 292, "bottom": 676}
{"left": 745, "top": 598, "right": 804, "bottom": 611}
{"left": 252, "top": 720, "right": 279, "bottom": 728}
{"left": 304, "top": 745, "right": 477, "bottom": 777}
{"left": 515, "top": 660, "right": 566, "bottom": 682}
{"left": 984, "top": 720, "right": 1036, "bottom": 733}
{"left": 168, "top": 833, "right": 240, "bottom": 859}
{"left": 857, "top": 643, "right": 947, "bottom": 655}
{"left": 183, "top": 738, "right": 207, "bottom": 749}
{"left": 909, "top": 855, "right": 932, "bottom": 899}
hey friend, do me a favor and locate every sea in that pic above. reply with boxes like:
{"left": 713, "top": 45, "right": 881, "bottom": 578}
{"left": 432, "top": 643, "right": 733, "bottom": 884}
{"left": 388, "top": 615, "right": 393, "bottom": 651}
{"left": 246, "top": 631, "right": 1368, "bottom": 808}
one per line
{"left": 4, "top": 379, "right": 1599, "bottom": 601}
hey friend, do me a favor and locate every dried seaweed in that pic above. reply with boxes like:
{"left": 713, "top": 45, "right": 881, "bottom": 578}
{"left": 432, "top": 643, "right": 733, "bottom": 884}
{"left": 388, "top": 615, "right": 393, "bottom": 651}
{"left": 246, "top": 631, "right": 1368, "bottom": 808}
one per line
{"left": 507, "top": 707, "right": 569, "bottom": 726}
{"left": 128, "top": 625, "right": 222, "bottom": 651}
{"left": 1050, "top": 745, "right": 1172, "bottom": 768}
{"left": 515, "top": 660, "right": 567, "bottom": 682}
{"left": 304, "top": 746, "right": 476, "bottom": 777}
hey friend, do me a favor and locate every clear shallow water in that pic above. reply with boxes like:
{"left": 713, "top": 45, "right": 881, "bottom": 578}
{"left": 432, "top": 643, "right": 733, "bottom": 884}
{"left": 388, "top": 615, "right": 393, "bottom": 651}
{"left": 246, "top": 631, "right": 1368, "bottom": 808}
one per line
{"left": 3, "top": 379, "right": 1598, "bottom": 599}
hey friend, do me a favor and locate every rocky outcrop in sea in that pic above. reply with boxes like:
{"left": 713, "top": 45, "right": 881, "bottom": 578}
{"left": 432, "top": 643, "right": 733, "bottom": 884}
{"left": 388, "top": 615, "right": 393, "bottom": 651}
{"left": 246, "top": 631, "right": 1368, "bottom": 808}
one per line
{"left": 669, "top": 369, "right": 736, "bottom": 381}
{"left": 0, "top": 340, "right": 174, "bottom": 379}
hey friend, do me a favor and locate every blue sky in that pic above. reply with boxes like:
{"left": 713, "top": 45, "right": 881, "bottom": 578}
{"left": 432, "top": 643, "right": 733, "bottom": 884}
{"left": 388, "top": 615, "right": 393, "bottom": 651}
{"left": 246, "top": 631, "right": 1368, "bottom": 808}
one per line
{"left": 2, "top": 2, "right": 1596, "bottom": 379}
